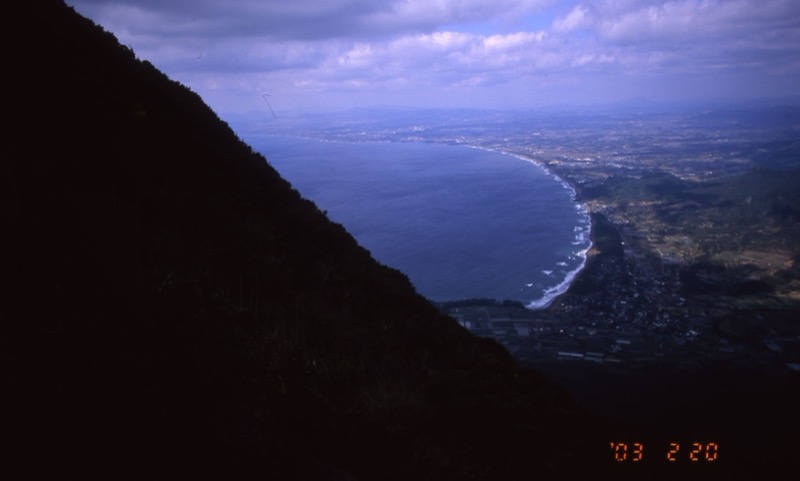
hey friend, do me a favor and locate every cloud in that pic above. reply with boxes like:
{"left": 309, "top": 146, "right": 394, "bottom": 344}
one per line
{"left": 552, "top": 4, "right": 590, "bottom": 32}
{"left": 301, "top": 30, "right": 550, "bottom": 92}
{"left": 557, "top": 0, "right": 800, "bottom": 46}
{"left": 66, "top": 0, "right": 800, "bottom": 112}
{"left": 69, "top": 0, "right": 553, "bottom": 41}
{"left": 367, "top": 0, "right": 554, "bottom": 31}
{"left": 549, "top": 0, "right": 800, "bottom": 76}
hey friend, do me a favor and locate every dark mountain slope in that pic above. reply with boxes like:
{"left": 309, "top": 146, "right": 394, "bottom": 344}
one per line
{"left": 4, "top": 2, "right": 596, "bottom": 478}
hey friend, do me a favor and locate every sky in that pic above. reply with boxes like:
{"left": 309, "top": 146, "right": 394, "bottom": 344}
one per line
{"left": 66, "top": 0, "right": 800, "bottom": 115}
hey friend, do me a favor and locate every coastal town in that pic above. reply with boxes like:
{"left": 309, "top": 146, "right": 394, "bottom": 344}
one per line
{"left": 246, "top": 105, "right": 800, "bottom": 377}
{"left": 235, "top": 105, "right": 800, "bottom": 476}
{"left": 438, "top": 108, "right": 800, "bottom": 378}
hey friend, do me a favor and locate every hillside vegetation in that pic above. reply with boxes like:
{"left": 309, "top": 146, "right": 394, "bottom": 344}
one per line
{"left": 582, "top": 168, "right": 800, "bottom": 299}
{"left": 4, "top": 2, "right": 594, "bottom": 478}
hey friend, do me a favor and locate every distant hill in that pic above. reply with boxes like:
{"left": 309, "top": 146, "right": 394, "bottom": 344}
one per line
{"left": 4, "top": 2, "right": 596, "bottom": 478}
{"left": 584, "top": 169, "right": 800, "bottom": 263}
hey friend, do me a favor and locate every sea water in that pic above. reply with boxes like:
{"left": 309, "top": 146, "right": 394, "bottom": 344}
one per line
{"left": 251, "top": 135, "right": 591, "bottom": 307}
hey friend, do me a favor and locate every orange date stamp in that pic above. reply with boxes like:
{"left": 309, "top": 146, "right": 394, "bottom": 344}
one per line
{"left": 610, "top": 441, "right": 718, "bottom": 463}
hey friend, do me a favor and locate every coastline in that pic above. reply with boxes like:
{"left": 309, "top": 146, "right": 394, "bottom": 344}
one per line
{"left": 460, "top": 144, "right": 594, "bottom": 310}
{"left": 501, "top": 149, "right": 594, "bottom": 310}
{"left": 525, "top": 230, "right": 593, "bottom": 309}
{"left": 542, "top": 211, "right": 624, "bottom": 310}
{"left": 259, "top": 136, "right": 592, "bottom": 306}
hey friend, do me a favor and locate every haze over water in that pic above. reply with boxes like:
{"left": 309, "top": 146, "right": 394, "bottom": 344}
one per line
{"left": 253, "top": 135, "right": 591, "bottom": 306}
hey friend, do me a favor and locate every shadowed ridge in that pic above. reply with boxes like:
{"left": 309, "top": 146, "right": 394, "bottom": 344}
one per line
{"left": 4, "top": 2, "right": 597, "bottom": 479}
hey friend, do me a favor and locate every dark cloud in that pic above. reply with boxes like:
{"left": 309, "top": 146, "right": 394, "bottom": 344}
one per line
{"left": 64, "top": 1, "right": 800, "bottom": 113}
{"left": 68, "top": 0, "right": 551, "bottom": 41}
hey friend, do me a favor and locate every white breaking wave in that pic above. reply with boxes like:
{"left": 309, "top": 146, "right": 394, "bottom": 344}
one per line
{"left": 526, "top": 242, "right": 592, "bottom": 309}
{"left": 487, "top": 149, "right": 593, "bottom": 309}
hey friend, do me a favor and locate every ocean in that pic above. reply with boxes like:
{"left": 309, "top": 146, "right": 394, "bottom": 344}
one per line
{"left": 250, "top": 135, "right": 591, "bottom": 307}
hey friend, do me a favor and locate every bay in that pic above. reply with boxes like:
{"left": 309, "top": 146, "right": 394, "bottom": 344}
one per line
{"left": 251, "top": 135, "right": 591, "bottom": 307}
